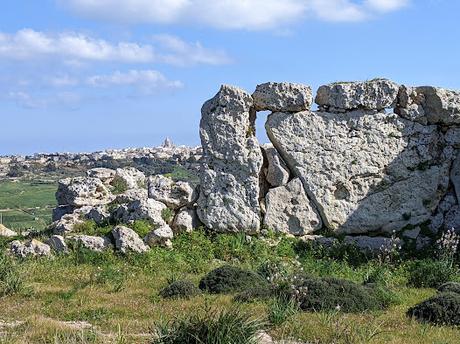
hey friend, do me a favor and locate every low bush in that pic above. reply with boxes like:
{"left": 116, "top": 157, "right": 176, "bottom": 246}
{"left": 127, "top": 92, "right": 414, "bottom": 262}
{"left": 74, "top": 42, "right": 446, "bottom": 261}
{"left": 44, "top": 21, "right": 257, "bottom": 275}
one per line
{"left": 233, "top": 285, "right": 274, "bottom": 303}
{"left": 161, "top": 208, "right": 174, "bottom": 224}
{"left": 152, "top": 307, "right": 264, "bottom": 344}
{"left": 407, "top": 259, "right": 458, "bottom": 288}
{"left": 159, "top": 280, "right": 200, "bottom": 299}
{"left": 438, "top": 282, "right": 460, "bottom": 295}
{"left": 131, "top": 220, "right": 152, "bottom": 238}
{"left": 407, "top": 292, "right": 460, "bottom": 326}
{"left": 199, "top": 265, "right": 269, "bottom": 294}
{"left": 280, "top": 276, "right": 388, "bottom": 313}
{"left": 110, "top": 176, "right": 128, "bottom": 194}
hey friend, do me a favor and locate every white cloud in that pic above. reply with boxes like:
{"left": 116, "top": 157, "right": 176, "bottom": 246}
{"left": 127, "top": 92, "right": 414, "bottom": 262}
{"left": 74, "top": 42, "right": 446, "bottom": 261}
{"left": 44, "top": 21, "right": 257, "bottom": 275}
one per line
{"left": 87, "top": 69, "right": 183, "bottom": 91}
{"left": 46, "top": 75, "right": 79, "bottom": 87}
{"left": 7, "top": 90, "right": 81, "bottom": 109}
{"left": 61, "top": 0, "right": 410, "bottom": 29}
{"left": 0, "top": 29, "right": 154, "bottom": 62}
{"left": 153, "top": 34, "right": 232, "bottom": 66}
{"left": 0, "top": 29, "right": 230, "bottom": 66}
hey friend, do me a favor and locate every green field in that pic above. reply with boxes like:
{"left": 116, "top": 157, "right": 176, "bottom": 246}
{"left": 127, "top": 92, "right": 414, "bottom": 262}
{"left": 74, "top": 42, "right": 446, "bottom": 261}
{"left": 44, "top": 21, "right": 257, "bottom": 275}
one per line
{"left": 0, "top": 179, "right": 57, "bottom": 231}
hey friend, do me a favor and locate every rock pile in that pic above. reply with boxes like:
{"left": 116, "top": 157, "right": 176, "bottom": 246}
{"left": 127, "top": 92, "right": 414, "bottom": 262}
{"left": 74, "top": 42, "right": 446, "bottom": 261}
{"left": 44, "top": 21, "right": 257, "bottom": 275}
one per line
{"left": 9, "top": 166, "right": 201, "bottom": 257}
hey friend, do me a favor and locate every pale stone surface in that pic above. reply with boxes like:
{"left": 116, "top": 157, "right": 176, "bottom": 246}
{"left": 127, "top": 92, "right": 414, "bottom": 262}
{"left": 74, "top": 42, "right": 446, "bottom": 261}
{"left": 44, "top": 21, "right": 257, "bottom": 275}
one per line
{"left": 10, "top": 239, "right": 52, "bottom": 258}
{"left": 252, "top": 82, "right": 313, "bottom": 112}
{"left": 56, "top": 177, "right": 113, "bottom": 207}
{"left": 262, "top": 144, "right": 290, "bottom": 187}
{"left": 197, "top": 85, "right": 263, "bottom": 233}
{"left": 344, "top": 236, "right": 401, "bottom": 253}
{"left": 113, "top": 199, "right": 166, "bottom": 225}
{"left": 144, "top": 225, "right": 174, "bottom": 247}
{"left": 315, "top": 79, "right": 399, "bottom": 112}
{"left": 0, "top": 224, "right": 17, "bottom": 238}
{"left": 112, "top": 225, "right": 149, "bottom": 253}
{"left": 148, "top": 175, "right": 196, "bottom": 209}
{"left": 266, "top": 110, "right": 450, "bottom": 234}
{"left": 50, "top": 213, "right": 84, "bottom": 234}
{"left": 264, "top": 178, "right": 322, "bottom": 235}
{"left": 46, "top": 235, "right": 68, "bottom": 253}
{"left": 86, "top": 168, "right": 116, "bottom": 184}
{"left": 172, "top": 207, "right": 201, "bottom": 233}
{"left": 396, "top": 86, "right": 460, "bottom": 125}
{"left": 115, "top": 167, "right": 146, "bottom": 189}
{"left": 68, "top": 235, "right": 112, "bottom": 252}
{"left": 114, "top": 188, "right": 148, "bottom": 204}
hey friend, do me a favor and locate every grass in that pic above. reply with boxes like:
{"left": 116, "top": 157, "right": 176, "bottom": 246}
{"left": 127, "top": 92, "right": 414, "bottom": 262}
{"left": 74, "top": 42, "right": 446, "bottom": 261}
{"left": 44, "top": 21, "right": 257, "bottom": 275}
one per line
{"left": 0, "top": 179, "right": 56, "bottom": 230}
{"left": 0, "top": 231, "right": 458, "bottom": 343}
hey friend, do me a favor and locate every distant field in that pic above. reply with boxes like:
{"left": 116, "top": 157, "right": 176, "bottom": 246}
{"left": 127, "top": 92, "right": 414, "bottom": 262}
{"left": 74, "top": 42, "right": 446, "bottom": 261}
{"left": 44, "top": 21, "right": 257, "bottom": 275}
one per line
{"left": 0, "top": 179, "right": 57, "bottom": 231}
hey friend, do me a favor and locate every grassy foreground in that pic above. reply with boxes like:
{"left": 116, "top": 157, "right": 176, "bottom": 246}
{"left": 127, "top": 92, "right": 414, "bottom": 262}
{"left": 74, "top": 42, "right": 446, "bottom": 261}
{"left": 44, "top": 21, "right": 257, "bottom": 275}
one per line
{"left": 0, "top": 231, "right": 460, "bottom": 344}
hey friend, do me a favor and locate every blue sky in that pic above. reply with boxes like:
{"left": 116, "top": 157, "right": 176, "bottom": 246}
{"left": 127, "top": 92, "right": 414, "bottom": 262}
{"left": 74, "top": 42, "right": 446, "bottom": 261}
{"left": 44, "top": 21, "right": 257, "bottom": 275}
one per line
{"left": 1, "top": 0, "right": 459, "bottom": 155}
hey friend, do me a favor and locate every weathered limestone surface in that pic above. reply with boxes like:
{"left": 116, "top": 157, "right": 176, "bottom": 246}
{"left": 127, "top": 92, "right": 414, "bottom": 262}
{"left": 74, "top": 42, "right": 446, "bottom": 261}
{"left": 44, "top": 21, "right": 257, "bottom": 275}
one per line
{"left": 10, "top": 239, "right": 52, "bottom": 258}
{"left": 112, "top": 225, "right": 149, "bottom": 253}
{"left": 315, "top": 79, "right": 399, "bottom": 112}
{"left": 148, "top": 175, "right": 196, "bottom": 209}
{"left": 253, "top": 82, "right": 312, "bottom": 113}
{"left": 0, "top": 224, "right": 17, "bottom": 238}
{"left": 262, "top": 144, "right": 290, "bottom": 187}
{"left": 115, "top": 167, "right": 146, "bottom": 189}
{"left": 172, "top": 207, "right": 201, "bottom": 233}
{"left": 264, "top": 178, "right": 322, "bottom": 235}
{"left": 197, "top": 85, "right": 263, "bottom": 233}
{"left": 144, "top": 225, "right": 174, "bottom": 248}
{"left": 266, "top": 109, "right": 451, "bottom": 234}
{"left": 68, "top": 235, "right": 112, "bottom": 252}
{"left": 113, "top": 199, "right": 166, "bottom": 225}
{"left": 56, "top": 177, "right": 113, "bottom": 207}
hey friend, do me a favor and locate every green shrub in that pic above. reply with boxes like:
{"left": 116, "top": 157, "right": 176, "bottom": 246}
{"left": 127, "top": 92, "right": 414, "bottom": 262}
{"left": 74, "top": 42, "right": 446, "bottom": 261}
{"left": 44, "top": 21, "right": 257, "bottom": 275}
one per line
{"left": 281, "top": 277, "right": 387, "bottom": 313}
{"left": 407, "top": 292, "right": 460, "bottom": 326}
{"left": 199, "top": 265, "right": 269, "bottom": 294}
{"left": 159, "top": 280, "right": 200, "bottom": 299}
{"left": 110, "top": 176, "right": 128, "bottom": 194}
{"left": 152, "top": 307, "right": 264, "bottom": 344}
{"left": 407, "top": 259, "right": 458, "bottom": 288}
{"left": 234, "top": 285, "right": 274, "bottom": 303}
{"left": 131, "top": 220, "right": 152, "bottom": 238}
{"left": 0, "top": 250, "right": 24, "bottom": 296}
{"left": 438, "top": 282, "right": 460, "bottom": 295}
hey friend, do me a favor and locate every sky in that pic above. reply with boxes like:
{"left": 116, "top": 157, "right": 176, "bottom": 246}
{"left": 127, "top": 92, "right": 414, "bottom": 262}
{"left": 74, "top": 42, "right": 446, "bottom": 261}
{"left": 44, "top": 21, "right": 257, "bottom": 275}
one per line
{"left": 1, "top": 0, "right": 459, "bottom": 155}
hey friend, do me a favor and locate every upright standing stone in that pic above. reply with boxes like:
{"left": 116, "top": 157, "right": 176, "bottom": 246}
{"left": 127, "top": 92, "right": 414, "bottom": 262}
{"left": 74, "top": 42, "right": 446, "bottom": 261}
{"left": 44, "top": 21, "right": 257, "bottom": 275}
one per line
{"left": 197, "top": 85, "right": 263, "bottom": 233}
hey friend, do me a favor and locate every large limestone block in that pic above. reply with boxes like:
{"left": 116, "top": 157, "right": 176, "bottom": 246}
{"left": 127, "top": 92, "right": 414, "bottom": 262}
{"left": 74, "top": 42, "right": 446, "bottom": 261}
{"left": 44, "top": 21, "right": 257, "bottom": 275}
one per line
{"left": 396, "top": 86, "right": 460, "bottom": 125}
{"left": 252, "top": 82, "right": 312, "bottom": 113}
{"left": 266, "top": 110, "right": 451, "bottom": 234}
{"left": 115, "top": 167, "right": 146, "bottom": 189}
{"left": 264, "top": 178, "right": 322, "bottom": 235}
{"left": 0, "top": 224, "right": 17, "bottom": 238}
{"left": 56, "top": 177, "right": 113, "bottom": 207}
{"left": 197, "top": 85, "right": 263, "bottom": 233}
{"left": 172, "top": 207, "right": 201, "bottom": 233}
{"left": 315, "top": 79, "right": 399, "bottom": 112}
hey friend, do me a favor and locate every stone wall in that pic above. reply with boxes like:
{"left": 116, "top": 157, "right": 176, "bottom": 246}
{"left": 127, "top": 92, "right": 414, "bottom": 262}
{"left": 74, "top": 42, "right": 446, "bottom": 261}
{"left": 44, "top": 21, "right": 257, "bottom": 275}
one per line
{"left": 197, "top": 79, "right": 460, "bottom": 246}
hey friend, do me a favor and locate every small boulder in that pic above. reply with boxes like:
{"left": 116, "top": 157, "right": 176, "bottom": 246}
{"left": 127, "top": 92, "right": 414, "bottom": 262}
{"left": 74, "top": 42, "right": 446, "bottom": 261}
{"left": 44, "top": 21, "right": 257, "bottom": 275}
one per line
{"left": 50, "top": 213, "right": 84, "bottom": 235}
{"left": 112, "top": 225, "right": 149, "bottom": 253}
{"left": 56, "top": 177, "right": 113, "bottom": 207}
{"left": 172, "top": 207, "right": 201, "bottom": 233}
{"left": 144, "top": 225, "right": 174, "bottom": 248}
{"left": 115, "top": 167, "right": 146, "bottom": 189}
{"left": 315, "top": 78, "right": 399, "bottom": 112}
{"left": 46, "top": 235, "right": 68, "bottom": 253}
{"left": 0, "top": 224, "right": 17, "bottom": 238}
{"left": 252, "top": 82, "right": 313, "bottom": 112}
{"left": 86, "top": 168, "right": 116, "bottom": 184}
{"left": 262, "top": 144, "right": 290, "bottom": 187}
{"left": 68, "top": 235, "right": 112, "bottom": 252}
{"left": 10, "top": 239, "right": 52, "bottom": 258}
{"left": 148, "top": 175, "right": 196, "bottom": 209}
{"left": 113, "top": 199, "right": 166, "bottom": 225}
